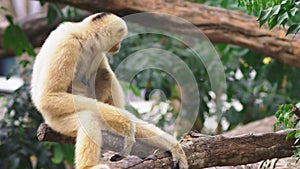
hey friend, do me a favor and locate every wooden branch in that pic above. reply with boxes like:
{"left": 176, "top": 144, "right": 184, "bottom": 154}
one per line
{"left": 1, "top": 0, "right": 300, "bottom": 68}
{"left": 40, "top": 0, "right": 300, "bottom": 68}
{"left": 37, "top": 123, "right": 299, "bottom": 168}
{"left": 37, "top": 123, "right": 160, "bottom": 158}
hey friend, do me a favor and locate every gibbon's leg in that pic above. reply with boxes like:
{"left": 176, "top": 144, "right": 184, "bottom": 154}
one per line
{"left": 76, "top": 111, "right": 109, "bottom": 169}
{"left": 94, "top": 70, "right": 135, "bottom": 161}
{"left": 135, "top": 122, "right": 188, "bottom": 169}
{"left": 39, "top": 93, "right": 106, "bottom": 169}
{"left": 97, "top": 105, "right": 188, "bottom": 168}
{"left": 40, "top": 92, "right": 136, "bottom": 168}
{"left": 40, "top": 93, "right": 186, "bottom": 168}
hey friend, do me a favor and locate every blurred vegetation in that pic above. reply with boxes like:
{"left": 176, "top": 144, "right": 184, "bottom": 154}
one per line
{"left": 0, "top": 0, "right": 299, "bottom": 168}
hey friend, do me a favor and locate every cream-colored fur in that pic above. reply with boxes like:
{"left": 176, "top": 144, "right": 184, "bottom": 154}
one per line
{"left": 31, "top": 13, "right": 188, "bottom": 169}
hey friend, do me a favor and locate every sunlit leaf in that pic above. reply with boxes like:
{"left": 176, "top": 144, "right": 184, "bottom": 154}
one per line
{"left": 286, "top": 130, "right": 297, "bottom": 140}
{"left": 277, "top": 12, "right": 289, "bottom": 25}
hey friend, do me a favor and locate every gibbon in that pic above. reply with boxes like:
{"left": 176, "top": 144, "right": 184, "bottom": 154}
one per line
{"left": 31, "top": 12, "right": 188, "bottom": 169}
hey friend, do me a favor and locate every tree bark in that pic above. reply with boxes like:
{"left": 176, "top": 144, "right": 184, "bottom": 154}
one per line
{"left": 37, "top": 123, "right": 299, "bottom": 168}
{"left": 45, "top": 0, "right": 300, "bottom": 68}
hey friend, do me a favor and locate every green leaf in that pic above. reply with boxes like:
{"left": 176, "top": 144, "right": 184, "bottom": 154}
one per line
{"left": 270, "top": 5, "right": 281, "bottom": 17}
{"left": 52, "top": 144, "right": 64, "bottom": 164}
{"left": 275, "top": 110, "right": 281, "bottom": 118}
{"left": 3, "top": 24, "right": 36, "bottom": 57}
{"left": 246, "top": 3, "right": 253, "bottom": 12}
{"left": 0, "top": 6, "right": 9, "bottom": 11}
{"left": 295, "top": 130, "right": 300, "bottom": 138}
{"left": 129, "top": 84, "right": 141, "bottom": 97}
{"left": 238, "top": 0, "right": 245, "bottom": 7}
{"left": 253, "top": 0, "right": 260, "bottom": 12}
{"left": 289, "top": 7, "right": 299, "bottom": 16}
{"left": 277, "top": 12, "right": 289, "bottom": 25}
{"left": 47, "top": 3, "right": 64, "bottom": 23}
{"left": 258, "top": 8, "right": 272, "bottom": 26}
{"left": 286, "top": 130, "right": 297, "bottom": 140}
{"left": 286, "top": 23, "right": 300, "bottom": 35}
{"left": 19, "top": 60, "right": 31, "bottom": 68}
{"left": 293, "top": 146, "right": 300, "bottom": 158}
{"left": 262, "top": 0, "right": 267, "bottom": 8}
{"left": 5, "top": 15, "right": 13, "bottom": 25}
{"left": 60, "top": 144, "right": 74, "bottom": 164}
{"left": 268, "top": 15, "right": 279, "bottom": 30}
{"left": 39, "top": 0, "right": 46, "bottom": 6}
{"left": 284, "top": 104, "right": 293, "bottom": 111}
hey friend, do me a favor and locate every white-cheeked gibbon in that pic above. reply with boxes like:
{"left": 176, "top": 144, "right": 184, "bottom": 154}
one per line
{"left": 31, "top": 12, "right": 188, "bottom": 169}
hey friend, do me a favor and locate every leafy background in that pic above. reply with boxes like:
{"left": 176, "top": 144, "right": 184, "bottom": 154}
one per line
{"left": 0, "top": 0, "right": 299, "bottom": 168}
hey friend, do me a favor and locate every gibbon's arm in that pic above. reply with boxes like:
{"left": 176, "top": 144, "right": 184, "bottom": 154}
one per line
{"left": 36, "top": 37, "right": 82, "bottom": 116}
{"left": 95, "top": 56, "right": 125, "bottom": 108}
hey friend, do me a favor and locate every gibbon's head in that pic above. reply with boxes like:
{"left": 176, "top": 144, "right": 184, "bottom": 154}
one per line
{"left": 80, "top": 12, "right": 128, "bottom": 54}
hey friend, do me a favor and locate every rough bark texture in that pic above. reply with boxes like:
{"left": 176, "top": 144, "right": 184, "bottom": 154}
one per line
{"left": 37, "top": 123, "right": 299, "bottom": 168}
{"left": 2, "top": 0, "right": 297, "bottom": 68}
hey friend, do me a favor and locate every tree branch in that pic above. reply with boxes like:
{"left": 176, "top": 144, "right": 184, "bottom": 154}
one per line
{"left": 41, "top": 0, "right": 300, "bottom": 68}
{"left": 1, "top": 1, "right": 300, "bottom": 68}
{"left": 37, "top": 123, "right": 299, "bottom": 168}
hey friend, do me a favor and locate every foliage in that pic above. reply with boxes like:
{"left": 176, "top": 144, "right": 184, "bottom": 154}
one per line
{"left": 274, "top": 103, "right": 300, "bottom": 160}
{"left": 0, "top": 80, "right": 66, "bottom": 169}
{"left": 1, "top": 0, "right": 300, "bottom": 168}
{"left": 3, "top": 15, "right": 35, "bottom": 56}
{"left": 238, "top": 0, "right": 300, "bottom": 35}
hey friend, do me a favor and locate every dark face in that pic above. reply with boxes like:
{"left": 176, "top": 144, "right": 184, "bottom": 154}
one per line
{"left": 108, "top": 43, "right": 121, "bottom": 54}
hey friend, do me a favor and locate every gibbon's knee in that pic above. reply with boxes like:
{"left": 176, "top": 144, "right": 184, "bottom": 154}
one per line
{"left": 77, "top": 111, "right": 102, "bottom": 144}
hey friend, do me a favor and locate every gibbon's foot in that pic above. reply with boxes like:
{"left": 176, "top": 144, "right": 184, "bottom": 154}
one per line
{"left": 90, "top": 164, "right": 110, "bottom": 169}
{"left": 110, "top": 154, "right": 126, "bottom": 161}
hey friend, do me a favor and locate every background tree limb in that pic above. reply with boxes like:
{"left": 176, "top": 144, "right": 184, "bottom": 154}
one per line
{"left": 45, "top": 0, "right": 300, "bottom": 68}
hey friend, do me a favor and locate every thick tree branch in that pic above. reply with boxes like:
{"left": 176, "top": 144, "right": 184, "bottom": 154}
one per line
{"left": 37, "top": 123, "right": 299, "bottom": 168}
{"left": 1, "top": 0, "right": 300, "bottom": 68}
{"left": 41, "top": 0, "right": 300, "bottom": 68}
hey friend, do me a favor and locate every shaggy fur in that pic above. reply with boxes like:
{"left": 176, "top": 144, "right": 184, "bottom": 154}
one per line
{"left": 31, "top": 13, "right": 188, "bottom": 169}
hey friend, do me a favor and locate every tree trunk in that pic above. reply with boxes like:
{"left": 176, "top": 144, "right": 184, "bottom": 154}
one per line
{"left": 37, "top": 123, "right": 299, "bottom": 168}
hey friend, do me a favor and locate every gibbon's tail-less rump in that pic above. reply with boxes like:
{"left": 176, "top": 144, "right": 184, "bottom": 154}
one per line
{"left": 30, "top": 12, "right": 188, "bottom": 169}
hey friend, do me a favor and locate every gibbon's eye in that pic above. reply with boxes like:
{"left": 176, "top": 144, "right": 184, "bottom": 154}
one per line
{"left": 92, "top": 12, "right": 112, "bottom": 22}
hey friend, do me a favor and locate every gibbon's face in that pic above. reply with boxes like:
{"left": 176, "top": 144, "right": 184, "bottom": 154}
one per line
{"left": 83, "top": 12, "right": 127, "bottom": 54}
